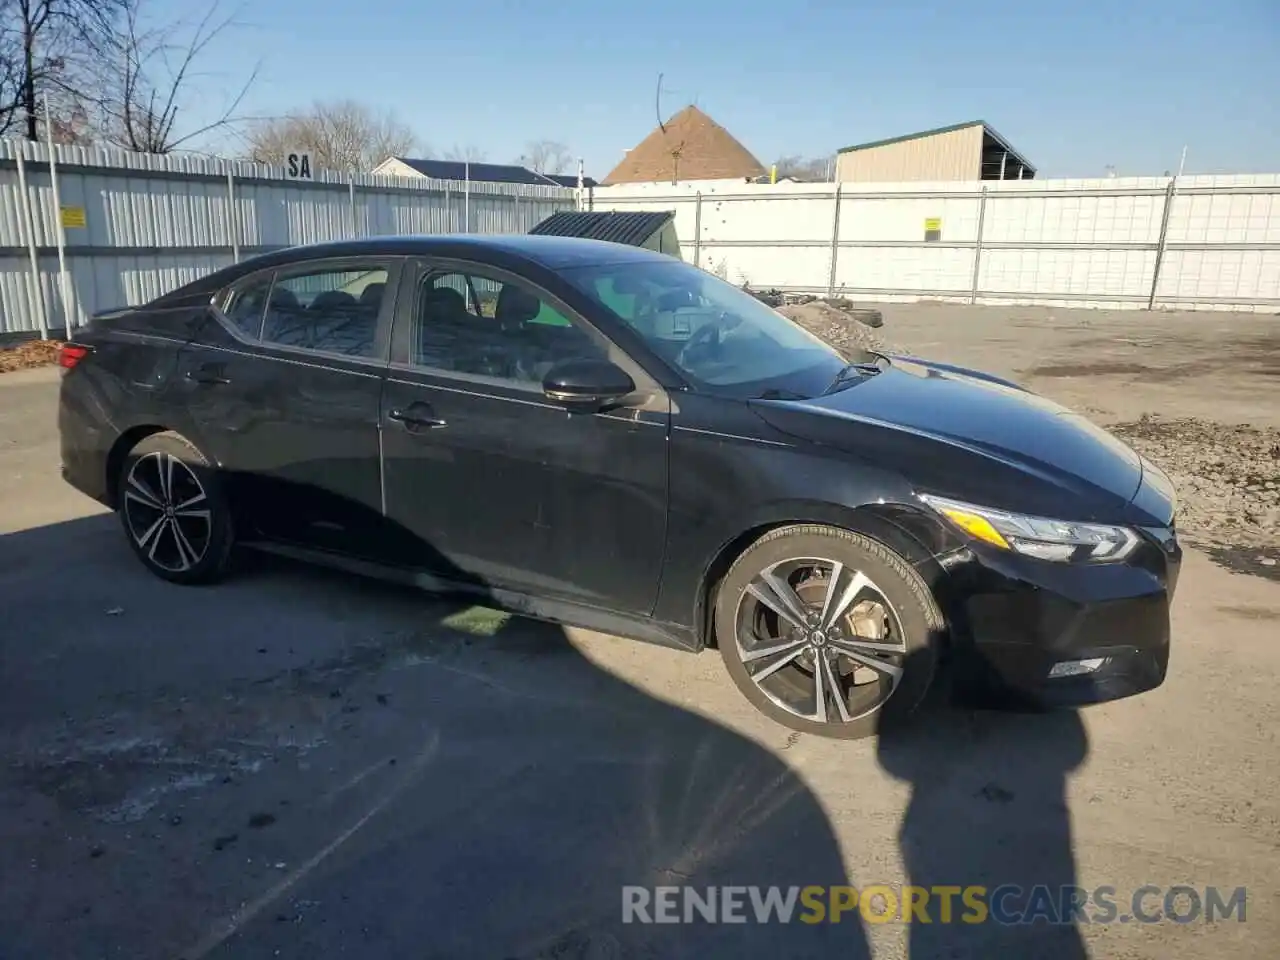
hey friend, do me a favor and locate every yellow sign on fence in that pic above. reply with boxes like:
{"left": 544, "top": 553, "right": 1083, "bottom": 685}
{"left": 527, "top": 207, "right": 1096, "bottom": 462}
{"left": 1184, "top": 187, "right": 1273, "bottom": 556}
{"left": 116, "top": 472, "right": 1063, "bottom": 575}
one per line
{"left": 924, "top": 217, "right": 942, "bottom": 232}
{"left": 60, "top": 206, "right": 87, "bottom": 229}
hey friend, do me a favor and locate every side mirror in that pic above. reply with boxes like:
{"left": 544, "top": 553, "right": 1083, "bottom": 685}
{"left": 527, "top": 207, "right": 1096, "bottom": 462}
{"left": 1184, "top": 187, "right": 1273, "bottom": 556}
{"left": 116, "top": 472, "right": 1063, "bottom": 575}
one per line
{"left": 542, "top": 358, "right": 636, "bottom": 411}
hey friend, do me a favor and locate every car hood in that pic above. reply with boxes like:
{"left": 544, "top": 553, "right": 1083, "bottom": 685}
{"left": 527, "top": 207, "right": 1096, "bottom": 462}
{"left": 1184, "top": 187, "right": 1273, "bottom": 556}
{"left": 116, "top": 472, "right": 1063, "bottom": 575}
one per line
{"left": 752, "top": 356, "right": 1147, "bottom": 517}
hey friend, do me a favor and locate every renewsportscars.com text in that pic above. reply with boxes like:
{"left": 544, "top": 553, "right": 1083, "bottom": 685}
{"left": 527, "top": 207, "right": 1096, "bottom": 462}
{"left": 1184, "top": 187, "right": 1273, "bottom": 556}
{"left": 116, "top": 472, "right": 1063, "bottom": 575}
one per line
{"left": 621, "top": 885, "right": 1246, "bottom": 925}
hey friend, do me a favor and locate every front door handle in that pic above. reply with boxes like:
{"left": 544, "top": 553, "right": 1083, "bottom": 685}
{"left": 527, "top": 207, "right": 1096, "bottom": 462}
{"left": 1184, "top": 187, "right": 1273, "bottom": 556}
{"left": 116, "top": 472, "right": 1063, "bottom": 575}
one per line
{"left": 184, "top": 364, "right": 231, "bottom": 386}
{"left": 387, "top": 404, "right": 447, "bottom": 430}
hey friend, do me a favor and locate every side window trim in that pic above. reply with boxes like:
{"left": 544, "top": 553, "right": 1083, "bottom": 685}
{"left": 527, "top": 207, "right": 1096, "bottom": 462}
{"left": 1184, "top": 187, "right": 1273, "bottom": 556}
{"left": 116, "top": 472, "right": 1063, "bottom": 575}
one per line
{"left": 391, "top": 257, "right": 661, "bottom": 397}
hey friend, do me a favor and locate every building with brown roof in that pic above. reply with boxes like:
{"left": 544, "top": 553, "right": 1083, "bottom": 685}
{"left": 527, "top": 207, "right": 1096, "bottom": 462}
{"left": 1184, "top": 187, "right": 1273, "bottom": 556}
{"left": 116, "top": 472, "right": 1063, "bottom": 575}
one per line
{"left": 603, "top": 106, "right": 766, "bottom": 185}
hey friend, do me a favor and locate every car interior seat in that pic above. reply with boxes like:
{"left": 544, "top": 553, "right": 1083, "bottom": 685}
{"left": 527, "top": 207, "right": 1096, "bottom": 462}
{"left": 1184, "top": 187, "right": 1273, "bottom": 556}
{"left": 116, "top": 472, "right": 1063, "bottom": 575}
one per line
{"left": 424, "top": 286, "right": 470, "bottom": 326}
{"left": 305, "top": 290, "right": 376, "bottom": 356}
{"left": 416, "top": 286, "right": 475, "bottom": 368}
{"left": 309, "top": 290, "right": 357, "bottom": 312}
{"left": 494, "top": 284, "right": 541, "bottom": 333}
{"left": 262, "top": 286, "right": 306, "bottom": 345}
{"left": 358, "top": 283, "right": 385, "bottom": 307}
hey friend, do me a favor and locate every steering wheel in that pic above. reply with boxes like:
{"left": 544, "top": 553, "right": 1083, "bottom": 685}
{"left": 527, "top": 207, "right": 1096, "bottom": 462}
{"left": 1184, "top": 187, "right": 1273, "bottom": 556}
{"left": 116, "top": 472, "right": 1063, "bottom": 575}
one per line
{"left": 675, "top": 320, "right": 723, "bottom": 368}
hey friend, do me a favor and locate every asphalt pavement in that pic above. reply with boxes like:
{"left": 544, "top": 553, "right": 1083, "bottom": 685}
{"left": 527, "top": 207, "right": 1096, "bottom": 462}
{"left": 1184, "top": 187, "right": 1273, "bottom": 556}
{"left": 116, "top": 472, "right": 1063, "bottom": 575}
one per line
{"left": 1, "top": 358, "right": 1277, "bottom": 960}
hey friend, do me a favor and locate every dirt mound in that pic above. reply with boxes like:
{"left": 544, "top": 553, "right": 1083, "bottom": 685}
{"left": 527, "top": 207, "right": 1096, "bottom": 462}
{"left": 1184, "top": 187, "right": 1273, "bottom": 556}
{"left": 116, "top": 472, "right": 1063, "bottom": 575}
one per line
{"left": 777, "top": 301, "right": 898, "bottom": 357}
{"left": 1109, "top": 416, "right": 1280, "bottom": 564}
{"left": 0, "top": 339, "right": 62, "bottom": 373}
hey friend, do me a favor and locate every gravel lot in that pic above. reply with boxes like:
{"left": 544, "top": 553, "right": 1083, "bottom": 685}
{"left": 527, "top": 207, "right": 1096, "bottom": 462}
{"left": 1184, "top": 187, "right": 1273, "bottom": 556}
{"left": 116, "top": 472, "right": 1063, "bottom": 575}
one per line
{"left": 785, "top": 300, "right": 1280, "bottom": 580}
{"left": 1, "top": 304, "right": 1278, "bottom": 959}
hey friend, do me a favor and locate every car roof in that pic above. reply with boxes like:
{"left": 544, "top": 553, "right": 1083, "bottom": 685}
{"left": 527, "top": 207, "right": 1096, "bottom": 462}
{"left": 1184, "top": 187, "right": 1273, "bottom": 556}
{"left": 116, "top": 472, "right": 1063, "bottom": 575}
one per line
{"left": 250, "top": 234, "right": 669, "bottom": 270}
{"left": 153, "top": 233, "right": 682, "bottom": 306}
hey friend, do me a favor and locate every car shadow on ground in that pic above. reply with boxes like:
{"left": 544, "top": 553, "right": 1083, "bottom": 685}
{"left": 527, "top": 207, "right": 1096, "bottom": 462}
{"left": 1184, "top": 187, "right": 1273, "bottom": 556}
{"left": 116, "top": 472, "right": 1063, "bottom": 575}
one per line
{"left": 0, "top": 506, "right": 1092, "bottom": 960}
{"left": 196, "top": 598, "right": 873, "bottom": 960}
{"left": 1, "top": 510, "right": 870, "bottom": 959}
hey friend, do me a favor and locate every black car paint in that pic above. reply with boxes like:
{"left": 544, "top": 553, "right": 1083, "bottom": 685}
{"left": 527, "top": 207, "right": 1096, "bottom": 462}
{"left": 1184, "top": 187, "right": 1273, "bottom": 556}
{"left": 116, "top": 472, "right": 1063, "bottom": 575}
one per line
{"left": 59, "top": 234, "right": 1179, "bottom": 707}
{"left": 177, "top": 311, "right": 390, "bottom": 560}
{"left": 752, "top": 358, "right": 1152, "bottom": 524}
{"left": 378, "top": 257, "right": 671, "bottom": 613}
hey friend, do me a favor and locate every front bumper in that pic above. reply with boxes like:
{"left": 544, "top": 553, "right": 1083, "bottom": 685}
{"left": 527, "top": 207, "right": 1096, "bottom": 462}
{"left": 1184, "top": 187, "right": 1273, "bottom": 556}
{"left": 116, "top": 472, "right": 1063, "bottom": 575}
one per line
{"left": 938, "top": 523, "right": 1180, "bottom": 708}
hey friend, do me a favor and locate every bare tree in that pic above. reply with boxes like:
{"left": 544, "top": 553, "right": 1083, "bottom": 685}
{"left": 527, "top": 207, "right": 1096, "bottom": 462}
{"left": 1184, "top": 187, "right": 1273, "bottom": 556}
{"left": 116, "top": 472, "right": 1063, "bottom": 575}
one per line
{"left": 771, "top": 154, "right": 834, "bottom": 182}
{"left": 46, "top": 94, "right": 93, "bottom": 142}
{"left": 443, "top": 143, "right": 487, "bottom": 164}
{"left": 0, "top": 14, "right": 25, "bottom": 135}
{"left": 0, "top": 0, "right": 124, "bottom": 140}
{"left": 90, "top": 0, "right": 258, "bottom": 153}
{"left": 516, "top": 139, "right": 572, "bottom": 176}
{"left": 244, "top": 99, "right": 422, "bottom": 173}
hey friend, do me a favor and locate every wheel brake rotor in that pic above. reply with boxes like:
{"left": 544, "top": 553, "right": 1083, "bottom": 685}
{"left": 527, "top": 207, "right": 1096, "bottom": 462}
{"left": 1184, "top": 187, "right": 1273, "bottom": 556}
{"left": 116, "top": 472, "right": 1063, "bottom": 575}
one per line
{"left": 793, "top": 573, "right": 890, "bottom": 686}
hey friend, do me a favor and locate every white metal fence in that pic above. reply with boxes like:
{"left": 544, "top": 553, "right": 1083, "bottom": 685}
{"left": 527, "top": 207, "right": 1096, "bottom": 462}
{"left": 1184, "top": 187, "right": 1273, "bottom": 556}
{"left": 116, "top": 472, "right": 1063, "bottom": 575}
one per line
{"left": 0, "top": 140, "right": 579, "bottom": 338}
{"left": 592, "top": 174, "right": 1280, "bottom": 312}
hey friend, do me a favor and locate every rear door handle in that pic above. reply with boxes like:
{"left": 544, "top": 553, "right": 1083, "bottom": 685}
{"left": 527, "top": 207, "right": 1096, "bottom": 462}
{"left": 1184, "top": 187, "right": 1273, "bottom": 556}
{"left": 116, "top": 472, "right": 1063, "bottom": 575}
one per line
{"left": 387, "top": 404, "right": 447, "bottom": 430}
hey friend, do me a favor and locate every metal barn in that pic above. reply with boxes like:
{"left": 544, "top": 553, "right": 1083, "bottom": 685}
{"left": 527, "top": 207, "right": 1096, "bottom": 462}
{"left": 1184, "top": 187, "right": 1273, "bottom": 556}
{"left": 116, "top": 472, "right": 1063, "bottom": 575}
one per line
{"left": 528, "top": 211, "right": 682, "bottom": 259}
{"left": 835, "top": 121, "right": 1036, "bottom": 183}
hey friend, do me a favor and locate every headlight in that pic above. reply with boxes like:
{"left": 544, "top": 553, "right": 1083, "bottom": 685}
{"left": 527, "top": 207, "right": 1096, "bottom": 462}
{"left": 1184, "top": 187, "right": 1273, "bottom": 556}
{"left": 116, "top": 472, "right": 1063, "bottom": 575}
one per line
{"left": 919, "top": 494, "right": 1140, "bottom": 563}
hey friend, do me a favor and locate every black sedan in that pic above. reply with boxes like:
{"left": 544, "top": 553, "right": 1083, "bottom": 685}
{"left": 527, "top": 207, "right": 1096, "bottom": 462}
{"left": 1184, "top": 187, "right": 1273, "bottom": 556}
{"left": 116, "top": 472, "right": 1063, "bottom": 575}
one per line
{"left": 57, "top": 235, "right": 1180, "bottom": 739}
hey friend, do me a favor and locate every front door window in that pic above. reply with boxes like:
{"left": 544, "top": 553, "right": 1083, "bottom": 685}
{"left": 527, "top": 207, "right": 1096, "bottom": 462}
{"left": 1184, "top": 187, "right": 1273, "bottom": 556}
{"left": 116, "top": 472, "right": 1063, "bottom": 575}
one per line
{"left": 411, "top": 270, "right": 606, "bottom": 386}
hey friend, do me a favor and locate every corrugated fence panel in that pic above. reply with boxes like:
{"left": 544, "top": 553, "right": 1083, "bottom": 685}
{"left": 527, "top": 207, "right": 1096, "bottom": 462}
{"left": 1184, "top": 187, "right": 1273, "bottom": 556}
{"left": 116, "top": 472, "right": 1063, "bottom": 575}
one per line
{"left": 0, "top": 173, "right": 29, "bottom": 247}
{"left": 0, "top": 260, "right": 39, "bottom": 336}
{"left": 0, "top": 140, "right": 579, "bottom": 335}
{"left": 593, "top": 174, "right": 1280, "bottom": 311}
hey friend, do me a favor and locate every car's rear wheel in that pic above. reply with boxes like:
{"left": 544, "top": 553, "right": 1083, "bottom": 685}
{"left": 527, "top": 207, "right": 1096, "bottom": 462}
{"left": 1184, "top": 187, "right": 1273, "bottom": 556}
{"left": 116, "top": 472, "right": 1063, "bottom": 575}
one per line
{"left": 117, "top": 431, "right": 234, "bottom": 585}
{"left": 716, "top": 524, "right": 942, "bottom": 740}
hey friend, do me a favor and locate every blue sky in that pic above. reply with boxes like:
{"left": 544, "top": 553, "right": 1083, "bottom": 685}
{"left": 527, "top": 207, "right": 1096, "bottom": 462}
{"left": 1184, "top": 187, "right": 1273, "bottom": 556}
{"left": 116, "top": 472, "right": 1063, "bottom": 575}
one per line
{"left": 167, "top": 0, "right": 1277, "bottom": 179}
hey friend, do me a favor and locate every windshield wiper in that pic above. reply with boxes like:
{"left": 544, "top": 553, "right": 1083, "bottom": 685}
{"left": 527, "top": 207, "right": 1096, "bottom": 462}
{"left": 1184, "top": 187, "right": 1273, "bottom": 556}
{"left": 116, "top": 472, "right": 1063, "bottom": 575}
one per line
{"left": 753, "top": 388, "right": 811, "bottom": 400}
{"left": 822, "top": 360, "right": 882, "bottom": 395}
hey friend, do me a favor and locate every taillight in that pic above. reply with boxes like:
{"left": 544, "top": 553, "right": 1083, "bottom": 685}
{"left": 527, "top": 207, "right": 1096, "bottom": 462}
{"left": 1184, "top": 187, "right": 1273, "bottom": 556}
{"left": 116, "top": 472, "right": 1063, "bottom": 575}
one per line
{"left": 59, "top": 343, "right": 91, "bottom": 370}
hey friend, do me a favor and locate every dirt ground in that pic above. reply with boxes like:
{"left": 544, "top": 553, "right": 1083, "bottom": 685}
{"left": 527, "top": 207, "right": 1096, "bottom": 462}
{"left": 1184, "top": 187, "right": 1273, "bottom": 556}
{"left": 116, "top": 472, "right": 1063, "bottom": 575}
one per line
{"left": 0, "top": 305, "right": 1278, "bottom": 959}
{"left": 0, "top": 339, "right": 63, "bottom": 373}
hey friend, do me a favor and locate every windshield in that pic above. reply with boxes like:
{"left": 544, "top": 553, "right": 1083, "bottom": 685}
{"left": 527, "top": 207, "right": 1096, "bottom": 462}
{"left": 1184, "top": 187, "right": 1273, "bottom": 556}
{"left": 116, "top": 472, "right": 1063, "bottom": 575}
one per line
{"left": 561, "top": 259, "right": 849, "bottom": 397}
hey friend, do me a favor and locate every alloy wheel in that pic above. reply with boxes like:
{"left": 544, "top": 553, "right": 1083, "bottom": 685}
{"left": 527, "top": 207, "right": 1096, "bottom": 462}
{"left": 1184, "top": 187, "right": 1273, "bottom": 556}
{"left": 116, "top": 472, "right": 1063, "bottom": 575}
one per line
{"left": 122, "top": 452, "right": 213, "bottom": 573}
{"left": 734, "top": 557, "right": 908, "bottom": 725}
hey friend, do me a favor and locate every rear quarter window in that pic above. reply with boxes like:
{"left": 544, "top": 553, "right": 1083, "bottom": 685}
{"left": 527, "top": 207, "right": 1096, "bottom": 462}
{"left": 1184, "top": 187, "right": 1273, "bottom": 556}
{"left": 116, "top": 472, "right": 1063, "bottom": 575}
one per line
{"left": 221, "top": 275, "right": 273, "bottom": 339}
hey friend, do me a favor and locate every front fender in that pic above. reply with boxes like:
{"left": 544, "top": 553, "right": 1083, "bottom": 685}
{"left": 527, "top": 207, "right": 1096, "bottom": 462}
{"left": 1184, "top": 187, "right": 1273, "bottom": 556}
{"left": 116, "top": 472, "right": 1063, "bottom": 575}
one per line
{"left": 665, "top": 495, "right": 962, "bottom": 650}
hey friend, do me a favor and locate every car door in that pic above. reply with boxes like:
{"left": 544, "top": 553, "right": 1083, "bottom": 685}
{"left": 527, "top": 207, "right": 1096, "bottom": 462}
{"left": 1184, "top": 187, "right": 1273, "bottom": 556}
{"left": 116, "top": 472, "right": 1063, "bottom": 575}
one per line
{"left": 380, "top": 257, "right": 670, "bottom": 614}
{"left": 176, "top": 256, "right": 401, "bottom": 560}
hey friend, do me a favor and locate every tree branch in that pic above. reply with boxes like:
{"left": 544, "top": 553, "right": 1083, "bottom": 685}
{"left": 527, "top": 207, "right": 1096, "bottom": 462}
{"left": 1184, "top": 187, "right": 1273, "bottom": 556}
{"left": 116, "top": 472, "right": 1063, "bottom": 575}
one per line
{"left": 87, "top": 0, "right": 258, "bottom": 153}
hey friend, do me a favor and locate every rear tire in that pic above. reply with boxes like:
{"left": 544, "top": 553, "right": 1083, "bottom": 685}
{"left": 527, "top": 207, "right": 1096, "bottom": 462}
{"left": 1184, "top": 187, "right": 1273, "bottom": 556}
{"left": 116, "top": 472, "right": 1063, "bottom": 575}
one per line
{"left": 715, "top": 524, "right": 942, "bottom": 740}
{"left": 116, "top": 431, "right": 234, "bottom": 585}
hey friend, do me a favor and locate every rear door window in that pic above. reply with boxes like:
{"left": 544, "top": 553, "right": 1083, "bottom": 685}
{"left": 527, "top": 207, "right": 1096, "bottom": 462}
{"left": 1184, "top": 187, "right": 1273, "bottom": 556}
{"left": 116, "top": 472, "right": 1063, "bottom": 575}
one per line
{"left": 262, "top": 266, "right": 390, "bottom": 359}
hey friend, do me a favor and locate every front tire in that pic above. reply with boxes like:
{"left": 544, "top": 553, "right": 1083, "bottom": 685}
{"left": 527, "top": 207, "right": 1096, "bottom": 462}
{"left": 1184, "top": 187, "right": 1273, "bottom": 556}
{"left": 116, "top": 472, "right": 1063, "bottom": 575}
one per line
{"left": 716, "top": 524, "right": 943, "bottom": 740}
{"left": 117, "top": 431, "right": 234, "bottom": 585}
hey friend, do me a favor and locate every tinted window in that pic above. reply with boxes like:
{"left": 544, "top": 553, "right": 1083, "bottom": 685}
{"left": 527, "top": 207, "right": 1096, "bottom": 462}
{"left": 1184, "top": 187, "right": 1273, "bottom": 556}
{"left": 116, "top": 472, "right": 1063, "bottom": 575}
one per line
{"left": 411, "top": 270, "right": 604, "bottom": 385}
{"left": 261, "top": 267, "right": 389, "bottom": 358}
{"left": 223, "top": 275, "right": 272, "bottom": 338}
{"left": 561, "top": 259, "right": 847, "bottom": 395}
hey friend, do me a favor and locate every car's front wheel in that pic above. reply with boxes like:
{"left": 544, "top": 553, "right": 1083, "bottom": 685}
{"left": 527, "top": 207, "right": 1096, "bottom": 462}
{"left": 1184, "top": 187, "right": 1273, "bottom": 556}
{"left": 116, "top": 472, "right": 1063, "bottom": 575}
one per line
{"left": 117, "top": 431, "right": 235, "bottom": 585}
{"left": 716, "top": 524, "right": 942, "bottom": 740}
